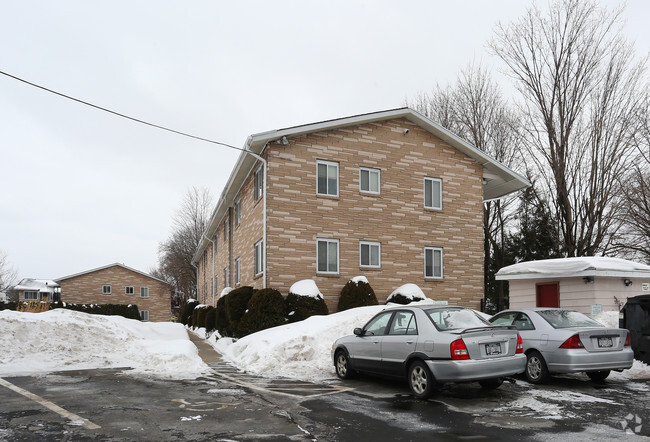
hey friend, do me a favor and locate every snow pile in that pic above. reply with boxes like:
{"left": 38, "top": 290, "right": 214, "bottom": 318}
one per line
{"left": 289, "top": 279, "right": 323, "bottom": 299}
{"left": 0, "top": 309, "right": 209, "bottom": 379}
{"left": 350, "top": 276, "right": 369, "bottom": 284}
{"left": 211, "top": 305, "right": 386, "bottom": 381}
{"left": 387, "top": 283, "right": 426, "bottom": 302}
{"left": 219, "top": 287, "right": 233, "bottom": 298}
{"left": 594, "top": 310, "right": 619, "bottom": 328}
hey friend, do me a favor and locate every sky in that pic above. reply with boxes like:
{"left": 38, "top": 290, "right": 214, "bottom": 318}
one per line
{"left": 1, "top": 1, "right": 649, "bottom": 282}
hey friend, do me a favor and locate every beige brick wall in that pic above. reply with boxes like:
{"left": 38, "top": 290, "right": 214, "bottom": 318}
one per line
{"left": 59, "top": 265, "right": 172, "bottom": 322}
{"left": 199, "top": 117, "right": 485, "bottom": 311}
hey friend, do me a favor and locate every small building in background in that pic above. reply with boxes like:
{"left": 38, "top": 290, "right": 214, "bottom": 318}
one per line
{"left": 496, "top": 257, "right": 650, "bottom": 315}
{"left": 56, "top": 263, "right": 172, "bottom": 322}
{"left": 13, "top": 278, "right": 61, "bottom": 302}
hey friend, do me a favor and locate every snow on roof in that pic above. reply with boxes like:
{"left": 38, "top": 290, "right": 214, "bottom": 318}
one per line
{"left": 56, "top": 263, "right": 170, "bottom": 285}
{"left": 496, "top": 257, "right": 650, "bottom": 280}
{"left": 289, "top": 279, "right": 323, "bottom": 299}
{"left": 13, "top": 278, "right": 59, "bottom": 293}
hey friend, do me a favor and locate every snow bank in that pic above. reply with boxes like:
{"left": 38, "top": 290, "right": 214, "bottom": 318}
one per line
{"left": 289, "top": 279, "right": 323, "bottom": 299}
{"left": 211, "top": 305, "right": 386, "bottom": 381}
{"left": 594, "top": 310, "right": 619, "bottom": 328}
{"left": 0, "top": 309, "right": 209, "bottom": 379}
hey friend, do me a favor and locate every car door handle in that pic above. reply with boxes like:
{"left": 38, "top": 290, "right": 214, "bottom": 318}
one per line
{"left": 406, "top": 340, "right": 414, "bottom": 345}
{"left": 373, "top": 340, "right": 380, "bottom": 344}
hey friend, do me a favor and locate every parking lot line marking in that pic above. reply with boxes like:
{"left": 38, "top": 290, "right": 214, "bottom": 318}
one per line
{"left": 0, "top": 378, "right": 100, "bottom": 430}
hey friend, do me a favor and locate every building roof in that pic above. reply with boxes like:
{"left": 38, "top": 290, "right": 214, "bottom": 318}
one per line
{"left": 193, "top": 107, "right": 530, "bottom": 265}
{"left": 495, "top": 257, "right": 650, "bottom": 280}
{"left": 55, "top": 263, "right": 170, "bottom": 285}
{"left": 14, "top": 278, "right": 60, "bottom": 293}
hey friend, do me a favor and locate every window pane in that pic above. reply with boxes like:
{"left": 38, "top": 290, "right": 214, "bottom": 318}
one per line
{"left": 425, "top": 180, "right": 432, "bottom": 207}
{"left": 434, "top": 250, "right": 442, "bottom": 277}
{"left": 317, "top": 241, "right": 327, "bottom": 272}
{"left": 370, "top": 244, "right": 379, "bottom": 266}
{"left": 369, "top": 171, "right": 379, "bottom": 192}
{"left": 317, "top": 164, "right": 327, "bottom": 194}
{"left": 361, "top": 243, "right": 369, "bottom": 265}
{"left": 433, "top": 180, "right": 441, "bottom": 208}
{"left": 328, "top": 242, "right": 338, "bottom": 272}
{"left": 425, "top": 249, "right": 433, "bottom": 277}
{"left": 361, "top": 170, "right": 369, "bottom": 191}
{"left": 327, "top": 165, "right": 337, "bottom": 195}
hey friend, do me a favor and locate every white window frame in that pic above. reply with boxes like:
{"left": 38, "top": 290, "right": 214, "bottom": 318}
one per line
{"left": 254, "top": 165, "right": 264, "bottom": 201}
{"left": 125, "top": 286, "right": 134, "bottom": 295}
{"left": 316, "top": 160, "right": 339, "bottom": 197}
{"left": 359, "top": 167, "right": 380, "bottom": 194}
{"left": 234, "top": 199, "right": 241, "bottom": 226}
{"left": 254, "top": 238, "right": 264, "bottom": 276}
{"left": 316, "top": 238, "right": 339, "bottom": 274}
{"left": 140, "top": 287, "right": 149, "bottom": 298}
{"left": 235, "top": 257, "right": 241, "bottom": 285}
{"left": 359, "top": 241, "right": 381, "bottom": 268}
{"left": 102, "top": 285, "right": 111, "bottom": 295}
{"left": 424, "top": 177, "right": 443, "bottom": 210}
{"left": 424, "top": 247, "right": 444, "bottom": 279}
{"left": 24, "top": 291, "right": 38, "bottom": 300}
{"left": 140, "top": 310, "right": 149, "bottom": 321}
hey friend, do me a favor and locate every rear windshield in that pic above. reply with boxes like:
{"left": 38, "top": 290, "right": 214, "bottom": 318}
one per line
{"left": 537, "top": 310, "right": 603, "bottom": 329}
{"left": 426, "top": 308, "right": 490, "bottom": 331}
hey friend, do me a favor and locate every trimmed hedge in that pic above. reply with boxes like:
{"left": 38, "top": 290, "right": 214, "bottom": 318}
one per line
{"left": 223, "top": 286, "right": 255, "bottom": 337}
{"left": 0, "top": 301, "right": 18, "bottom": 311}
{"left": 337, "top": 280, "right": 378, "bottom": 312}
{"left": 205, "top": 308, "right": 217, "bottom": 334}
{"left": 192, "top": 305, "right": 213, "bottom": 329}
{"left": 285, "top": 292, "right": 328, "bottom": 323}
{"left": 181, "top": 301, "right": 199, "bottom": 326}
{"left": 238, "top": 288, "right": 286, "bottom": 337}
{"left": 50, "top": 302, "right": 140, "bottom": 320}
{"left": 215, "top": 295, "right": 229, "bottom": 336}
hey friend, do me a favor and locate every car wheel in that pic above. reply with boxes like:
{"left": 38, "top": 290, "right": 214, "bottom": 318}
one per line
{"left": 408, "top": 360, "right": 436, "bottom": 399}
{"left": 525, "top": 350, "right": 549, "bottom": 384}
{"left": 479, "top": 378, "right": 504, "bottom": 390}
{"left": 335, "top": 350, "right": 354, "bottom": 380}
{"left": 587, "top": 370, "right": 610, "bottom": 382}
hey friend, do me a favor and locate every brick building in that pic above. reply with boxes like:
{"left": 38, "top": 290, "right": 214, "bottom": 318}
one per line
{"left": 193, "top": 108, "right": 528, "bottom": 311}
{"left": 56, "top": 263, "right": 171, "bottom": 321}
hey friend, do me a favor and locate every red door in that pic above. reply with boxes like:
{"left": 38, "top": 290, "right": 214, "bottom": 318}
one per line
{"left": 536, "top": 283, "right": 559, "bottom": 307}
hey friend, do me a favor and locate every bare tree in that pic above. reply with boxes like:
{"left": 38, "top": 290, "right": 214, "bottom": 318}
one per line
{"left": 491, "top": 0, "right": 649, "bottom": 257}
{"left": 154, "top": 187, "right": 213, "bottom": 307}
{"left": 0, "top": 250, "right": 18, "bottom": 293}
{"left": 615, "top": 167, "right": 650, "bottom": 263}
{"left": 409, "top": 65, "right": 524, "bottom": 310}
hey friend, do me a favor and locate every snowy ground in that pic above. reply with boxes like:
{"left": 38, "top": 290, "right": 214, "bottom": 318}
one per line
{"left": 0, "top": 309, "right": 209, "bottom": 379}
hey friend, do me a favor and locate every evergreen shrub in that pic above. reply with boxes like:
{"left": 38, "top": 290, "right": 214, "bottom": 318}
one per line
{"left": 205, "top": 307, "right": 217, "bottom": 334}
{"left": 285, "top": 292, "right": 328, "bottom": 323}
{"left": 337, "top": 279, "right": 378, "bottom": 312}
{"left": 237, "top": 288, "right": 286, "bottom": 337}
{"left": 181, "top": 301, "right": 199, "bottom": 326}
{"left": 223, "top": 286, "right": 255, "bottom": 337}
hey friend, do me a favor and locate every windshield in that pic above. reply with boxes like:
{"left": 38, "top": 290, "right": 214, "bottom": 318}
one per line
{"left": 426, "top": 308, "right": 490, "bottom": 331}
{"left": 536, "top": 310, "right": 603, "bottom": 329}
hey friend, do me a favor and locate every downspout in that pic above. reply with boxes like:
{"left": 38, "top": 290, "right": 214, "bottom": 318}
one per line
{"left": 243, "top": 147, "right": 268, "bottom": 289}
{"left": 190, "top": 261, "right": 199, "bottom": 303}
{"left": 201, "top": 233, "right": 215, "bottom": 306}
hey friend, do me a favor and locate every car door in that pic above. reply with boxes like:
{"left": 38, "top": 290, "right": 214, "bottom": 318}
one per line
{"left": 348, "top": 311, "right": 394, "bottom": 374}
{"left": 381, "top": 310, "right": 418, "bottom": 377}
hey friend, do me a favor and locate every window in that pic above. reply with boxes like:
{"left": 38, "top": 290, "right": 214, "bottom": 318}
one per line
{"left": 364, "top": 311, "right": 393, "bottom": 336}
{"left": 235, "top": 257, "right": 241, "bottom": 285}
{"left": 234, "top": 199, "right": 241, "bottom": 226}
{"left": 424, "top": 247, "right": 443, "bottom": 278}
{"left": 360, "top": 167, "right": 380, "bottom": 194}
{"left": 388, "top": 311, "right": 418, "bottom": 335}
{"left": 125, "top": 286, "right": 134, "bottom": 295}
{"left": 317, "top": 160, "right": 338, "bottom": 196}
{"left": 317, "top": 238, "right": 339, "bottom": 274}
{"left": 24, "top": 291, "right": 38, "bottom": 300}
{"left": 102, "top": 285, "right": 111, "bottom": 294}
{"left": 254, "top": 239, "right": 264, "bottom": 276}
{"left": 360, "top": 241, "right": 381, "bottom": 268}
{"left": 424, "top": 177, "right": 442, "bottom": 210}
{"left": 140, "top": 287, "right": 149, "bottom": 298}
{"left": 224, "top": 267, "right": 229, "bottom": 288}
{"left": 254, "top": 165, "right": 264, "bottom": 201}
{"left": 140, "top": 310, "right": 149, "bottom": 321}
{"left": 214, "top": 276, "right": 218, "bottom": 295}
{"left": 224, "top": 216, "right": 229, "bottom": 241}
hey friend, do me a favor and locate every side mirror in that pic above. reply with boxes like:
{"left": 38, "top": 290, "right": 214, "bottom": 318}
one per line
{"left": 354, "top": 327, "right": 364, "bottom": 336}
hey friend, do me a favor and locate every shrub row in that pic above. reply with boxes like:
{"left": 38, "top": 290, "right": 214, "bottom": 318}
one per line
{"left": 0, "top": 301, "right": 140, "bottom": 320}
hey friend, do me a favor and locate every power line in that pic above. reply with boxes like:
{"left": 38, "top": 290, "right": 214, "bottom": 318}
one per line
{"left": 0, "top": 69, "right": 246, "bottom": 154}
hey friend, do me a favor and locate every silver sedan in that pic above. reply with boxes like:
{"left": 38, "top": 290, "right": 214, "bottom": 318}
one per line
{"left": 489, "top": 308, "right": 634, "bottom": 384}
{"left": 331, "top": 305, "right": 526, "bottom": 399}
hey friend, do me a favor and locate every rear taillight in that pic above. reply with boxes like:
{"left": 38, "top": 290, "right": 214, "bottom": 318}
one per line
{"left": 450, "top": 339, "right": 470, "bottom": 360}
{"left": 625, "top": 332, "right": 632, "bottom": 347}
{"left": 559, "top": 334, "right": 584, "bottom": 349}
{"left": 516, "top": 334, "right": 524, "bottom": 354}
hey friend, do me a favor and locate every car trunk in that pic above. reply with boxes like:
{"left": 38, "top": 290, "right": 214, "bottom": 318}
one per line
{"left": 568, "top": 327, "right": 628, "bottom": 352}
{"left": 450, "top": 327, "right": 519, "bottom": 359}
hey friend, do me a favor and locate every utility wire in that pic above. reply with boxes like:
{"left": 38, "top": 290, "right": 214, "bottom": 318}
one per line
{"left": 0, "top": 69, "right": 246, "bottom": 154}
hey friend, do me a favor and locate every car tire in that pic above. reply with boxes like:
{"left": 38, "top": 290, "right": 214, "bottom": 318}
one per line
{"left": 408, "top": 360, "right": 436, "bottom": 399}
{"left": 525, "top": 350, "right": 549, "bottom": 384}
{"left": 479, "top": 378, "right": 504, "bottom": 390}
{"left": 334, "top": 350, "right": 354, "bottom": 380}
{"left": 587, "top": 370, "right": 610, "bottom": 382}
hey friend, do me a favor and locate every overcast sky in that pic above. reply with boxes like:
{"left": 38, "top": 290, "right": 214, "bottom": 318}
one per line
{"left": 1, "top": 1, "right": 649, "bottom": 282}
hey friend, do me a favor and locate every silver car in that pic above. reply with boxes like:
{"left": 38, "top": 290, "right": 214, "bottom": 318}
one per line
{"left": 489, "top": 308, "right": 634, "bottom": 384}
{"left": 331, "top": 305, "right": 526, "bottom": 399}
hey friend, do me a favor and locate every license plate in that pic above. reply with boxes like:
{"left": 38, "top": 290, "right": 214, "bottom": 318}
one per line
{"left": 598, "top": 337, "right": 613, "bottom": 348}
{"left": 486, "top": 343, "right": 502, "bottom": 355}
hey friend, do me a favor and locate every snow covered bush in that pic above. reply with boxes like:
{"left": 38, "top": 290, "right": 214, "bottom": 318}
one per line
{"left": 191, "top": 305, "right": 213, "bottom": 329}
{"left": 180, "top": 300, "right": 199, "bottom": 326}
{"left": 220, "top": 286, "right": 255, "bottom": 337}
{"left": 285, "top": 280, "right": 328, "bottom": 323}
{"left": 385, "top": 283, "right": 426, "bottom": 305}
{"left": 49, "top": 301, "right": 140, "bottom": 320}
{"left": 237, "top": 288, "right": 286, "bottom": 337}
{"left": 337, "top": 276, "right": 378, "bottom": 312}
{"left": 204, "top": 307, "right": 217, "bottom": 334}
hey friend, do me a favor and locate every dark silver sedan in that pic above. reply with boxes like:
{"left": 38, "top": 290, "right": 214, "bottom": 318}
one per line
{"left": 489, "top": 308, "right": 634, "bottom": 384}
{"left": 331, "top": 305, "right": 526, "bottom": 399}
